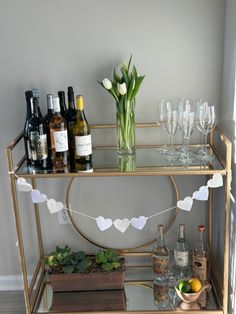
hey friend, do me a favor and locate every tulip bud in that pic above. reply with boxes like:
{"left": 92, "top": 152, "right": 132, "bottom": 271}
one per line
{"left": 102, "top": 78, "right": 112, "bottom": 90}
{"left": 118, "top": 83, "right": 127, "bottom": 96}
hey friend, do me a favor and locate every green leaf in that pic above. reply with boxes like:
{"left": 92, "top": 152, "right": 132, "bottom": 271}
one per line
{"left": 102, "top": 262, "right": 114, "bottom": 272}
{"left": 76, "top": 257, "right": 92, "bottom": 272}
{"left": 63, "top": 265, "right": 74, "bottom": 274}
{"left": 112, "top": 261, "right": 121, "bottom": 269}
{"left": 130, "top": 75, "right": 145, "bottom": 100}
{"left": 127, "top": 54, "right": 132, "bottom": 72}
{"left": 113, "top": 68, "right": 121, "bottom": 83}
{"left": 75, "top": 251, "right": 86, "bottom": 260}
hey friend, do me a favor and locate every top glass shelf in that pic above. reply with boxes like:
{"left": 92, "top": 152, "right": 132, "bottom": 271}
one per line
{"left": 16, "top": 145, "right": 225, "bottom": 178}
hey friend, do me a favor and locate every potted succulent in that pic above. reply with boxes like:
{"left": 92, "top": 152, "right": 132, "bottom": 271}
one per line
{"left": 44, "top": 246, "right": 125, "bottom": 292}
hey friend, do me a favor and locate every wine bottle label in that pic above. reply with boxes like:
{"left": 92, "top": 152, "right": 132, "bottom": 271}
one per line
{"left": 192, "top": 255, "right": 207, "bottom": 281}
{"left": 75, "top": 135, "right": 92, "bottom": 156}
{"left": 174, "top": 250, "right": 189, "bottom": 267}
{"left": 53, "top": 130, "right": 68, "bottom": 152}
{"left": 30, "top": 131, "right": 39, "bottom": 161}
{"left": 37, "top": 134, "right": 48, "bottom": 160}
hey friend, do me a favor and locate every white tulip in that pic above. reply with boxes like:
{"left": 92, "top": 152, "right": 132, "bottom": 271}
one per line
{"left": 102, "top": 78, "right": 112, "bottom": 90}
{"left": 118, "top": 83, "right": 127, "bottom": 96}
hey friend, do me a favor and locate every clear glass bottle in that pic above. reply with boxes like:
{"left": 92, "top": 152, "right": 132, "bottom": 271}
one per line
{"left": 152, "top": 224, "right": 170, "bottom": 309}
{"left": 32, "top": 88, "right": 43, "bottom": 118}
{"left": 174, "top": 224, "right": 190, "bottom": 278}
{"left": 192, "top": 224, "right": 208, "bottom": 281}
{"left": 50, "top": 97, "right": 69, "bottom": 172}
{"left": 73, "top": 95, "right": 93, "bottom": 172}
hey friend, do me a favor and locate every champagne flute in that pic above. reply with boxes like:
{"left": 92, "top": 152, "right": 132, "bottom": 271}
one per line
{"left": 156, "top": 100, "right": 168, "bottom": 154}
{"left": 180, "top": 110, "right": 195, "bottom": 164}
{"left": 196, "top": 102, "right": 215, "bottom": 160}
{"left": 165, "top": 109, "right": 178, "bottom": 161}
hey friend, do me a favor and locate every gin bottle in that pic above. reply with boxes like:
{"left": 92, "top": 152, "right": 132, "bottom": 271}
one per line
{"left": 152, "top": 224, "right": 170, "bottom": 308}
{"left": 192, "top": 225, "right": 208, "bottom": 281}
{"left": 174, "top": 224, "right": 190, "bottom": 278}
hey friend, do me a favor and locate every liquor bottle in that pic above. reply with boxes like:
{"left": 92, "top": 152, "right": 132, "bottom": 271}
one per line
{"left": 152, "top": 224, "right": 170, "bottom": 309}
{"left": 43, "top": 94, "right": 54, "bottom": 168}
{"left": 32, "top": 88, "right": 43, "bottom": 118}
{"left": 24, "top": 90, "right": 33, "bottom": 164}
{"left": 73, "top": 95, "right": 93, "bottom": 172}
{"left": 28, "top": 97, "right": 48, "bottom": 169}
{"left": 65, "top": 87, "right": 77, "bottom": 171}
{"left": 192, "top": 224, "right": 208, "bottom": 308}
{"left": 50, "top": 97, "right": 69, "bottom": 172}
{"left": 174, "top": 224, "right": 190, "bottom": 278}
{"left": 58, "top": 91, "right": 67, "bottom": 117}
{"left": 192, "top": 225, "right": 208, "bottom": 281}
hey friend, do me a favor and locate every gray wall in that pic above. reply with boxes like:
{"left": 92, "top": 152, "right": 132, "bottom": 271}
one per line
{"left": 0, "top": 0, "right": 225, "bottom": 278}
{"left": 219, "top": 0, "right": 236, "bottom": 312}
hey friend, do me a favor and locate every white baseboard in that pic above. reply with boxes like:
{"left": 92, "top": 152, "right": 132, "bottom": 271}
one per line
{"left": 0, "top": 275, "right": 32, "bottom": 291}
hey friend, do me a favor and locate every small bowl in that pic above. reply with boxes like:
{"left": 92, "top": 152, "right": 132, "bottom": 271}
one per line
{"left": 175, "top": 278, "right": 210, "bottom": 304}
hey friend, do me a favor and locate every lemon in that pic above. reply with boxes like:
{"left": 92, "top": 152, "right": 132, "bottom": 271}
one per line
{"left": 178, "top": 280, "right": 191, "bottom": 293}
{"left": 189, "top": 278, "right": 202, "bottom": 292}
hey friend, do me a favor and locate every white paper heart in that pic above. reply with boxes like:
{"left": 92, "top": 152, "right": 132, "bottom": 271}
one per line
{"left": 177, "top": 197, "right": 193, "bottom": 211}
{"left": 17, "top": 178, "right": 32, "bottom": 192}
{"left": 113, "top": 218, "right": 130, "bottom": 233}
{"left": 207, "top": 173, "right": 223, "bottom": 188}
{"left": 31, "top": 189, "right": 47, "bottom": 203}
{"left": 96, "top": 216, "right": 113, "bottom": 231}
{"left": 47, "top": 199, "right": 63, "bottom": 214}
{"left": 192, "top": 186, "right": 209, "bottom": 201}
{"left": 130, "top": 216, "right": 147, "bottom": 230}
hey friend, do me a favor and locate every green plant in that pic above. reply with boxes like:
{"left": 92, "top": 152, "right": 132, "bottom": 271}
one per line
{"left": 44, "top": 246, "right": 91, "bottom": 274}
{"left": 96, "top": 249, "right": 121, "bottom": 272}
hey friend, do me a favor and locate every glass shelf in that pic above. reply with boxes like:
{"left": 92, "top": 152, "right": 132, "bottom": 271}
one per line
{"left": 36, "top": 269, "right": 219, "bottom": 313}
{"left": 16, "top": 145, "right": 225, "bottom": 178}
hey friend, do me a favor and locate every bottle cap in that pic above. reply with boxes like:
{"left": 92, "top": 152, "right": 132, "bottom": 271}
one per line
{"left": 198, "top": 224, "right": 205, "bottom": 232}
{"left": 47, "top": 94, "right": 53, "bottom": 109}
{"left": 25, "top": 90, "right": 33, "bottom": 102}
{"left": 68, "top": 86, "right": 74, "bottom": 102}
{"left": 76, "top": 95, "right": 84, "bottom": 110}
{"left": 53, "top": 97, "right": 60, "bottom": 113}
{"left": 32, "top": 88, "right": 39, "bottom": 98}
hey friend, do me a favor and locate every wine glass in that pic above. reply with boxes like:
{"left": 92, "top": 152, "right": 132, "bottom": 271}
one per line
{"left": 156, "top": 100, "right": 168, "bottom": 154}
{"left": 180, "top": 110, "right": 195, "bottom": 164}
{"left": 165, "top": 109, "right": 178, "bottom": 161}
{"left": 195, "top": 102, "right": 215, "bottom": 160}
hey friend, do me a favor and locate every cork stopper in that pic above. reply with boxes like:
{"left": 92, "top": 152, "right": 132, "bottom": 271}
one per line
{"left": 198, "top": 224, "right": 205, "bottom": 232}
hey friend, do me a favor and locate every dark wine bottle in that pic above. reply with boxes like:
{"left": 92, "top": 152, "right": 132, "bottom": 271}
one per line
{"left": 65, "top": 86, "right": 77, "bottom": 171}
{"left": 32, "top": 88, "right": 43, "bottom": 118}
{"left": 58, "top": 91, "right": 67, "bottom": 117}
{"left": 73, "top": 95, "right": 93, "bottom": 172}
{"left": 28, "top": 97, "right": 48, "bottom": 169}
{"left": 43, "top": 94, "right": 54, "bottom": 168}
{"left": 24, "top": 90, "right": 33, "bottom": 164}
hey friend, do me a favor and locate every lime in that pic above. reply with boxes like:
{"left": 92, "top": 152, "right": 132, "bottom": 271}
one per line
{"left": 189, "top": 278, "right": 202, "bottom": 292}
{"left": 178, "top": 280, "right": 191, "bottom": 293}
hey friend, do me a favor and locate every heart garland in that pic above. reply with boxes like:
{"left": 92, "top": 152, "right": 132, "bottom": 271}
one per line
{"left": 15, "top": 173, "right": 224, "bottom": 233}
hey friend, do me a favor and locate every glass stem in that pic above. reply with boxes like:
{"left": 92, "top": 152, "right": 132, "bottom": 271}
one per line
{"left": 170, "top": 135, "right": 174, "bottom": 159}
{"left": 203, "top": 132, "right": 208, "bottom": 156}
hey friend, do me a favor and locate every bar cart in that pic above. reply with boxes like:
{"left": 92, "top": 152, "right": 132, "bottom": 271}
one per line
{"left": 6, "top": 123, "right": 231, "bottom": 314}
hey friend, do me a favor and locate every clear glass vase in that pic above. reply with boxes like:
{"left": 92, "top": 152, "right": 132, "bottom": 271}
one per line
{"left": 116, "top": 99, "right": 135, "bottom": 155}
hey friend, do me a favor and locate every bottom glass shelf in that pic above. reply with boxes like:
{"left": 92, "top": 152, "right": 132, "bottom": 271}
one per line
{"left": 35, "top": 270, "right": 220, "bottom": 313}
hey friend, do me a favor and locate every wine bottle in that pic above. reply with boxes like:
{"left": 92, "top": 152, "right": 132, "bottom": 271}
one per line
{"left": 43, "top": 94, "right": 54, "bottom": 168}
{"left": 65, "top": 86, "right": 77, "bottom": 171}
{"left": 32, "top": 88, "right": 43, "bottom": 118}
{"left": 28, "top": 97, "right": 48, "bottom": 169}
{"left": 50, "top": 97, "right": 69, "bottom": 172}
{"left": 24, "top": 90, "right": 33, "bottom": 164}
{"left": 58, "top": 91, "right": 67, "bottom": 117}
{"left": 73, "top": 95, "right": 93, "bottom": 172}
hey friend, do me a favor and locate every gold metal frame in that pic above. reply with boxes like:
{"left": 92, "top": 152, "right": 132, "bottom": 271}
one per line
{"left": 6, "top": 123, "right": 232, "bottom": 314}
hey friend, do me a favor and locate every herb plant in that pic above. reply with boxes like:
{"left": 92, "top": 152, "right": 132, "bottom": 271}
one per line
{"left": 96, "top": 249, "right": 121, "bottom": 272}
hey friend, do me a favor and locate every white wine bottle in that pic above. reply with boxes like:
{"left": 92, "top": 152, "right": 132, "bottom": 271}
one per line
{"left": 73, "top": 95, "right": 93, "bottom": 172}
